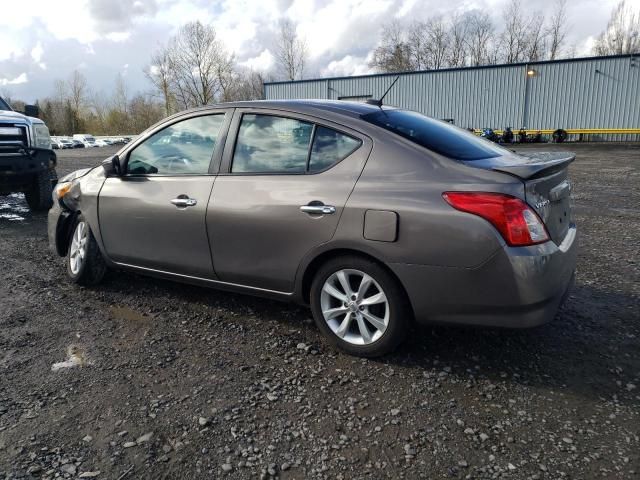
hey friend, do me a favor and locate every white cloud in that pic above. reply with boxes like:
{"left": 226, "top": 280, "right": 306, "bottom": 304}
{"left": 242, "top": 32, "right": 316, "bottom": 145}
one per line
{"left": 322, "top": 55, "right": 373, "bottom": 77}
{"left": 0, "top": 73, "right": 28, "bottom": 86}
{"left": 106, "top": 32, "right": 132, "bottom": 42}
{"left": 240, "top": 49, "right": 275, "bottom": 71}
{"left": 31, "top": 42, "right": 44, "bottom": 62}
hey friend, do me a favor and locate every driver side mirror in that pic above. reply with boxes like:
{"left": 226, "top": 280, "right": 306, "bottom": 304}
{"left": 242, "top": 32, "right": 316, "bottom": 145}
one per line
{"left": 102, "top": 154, "right": 122, "bottom": 177}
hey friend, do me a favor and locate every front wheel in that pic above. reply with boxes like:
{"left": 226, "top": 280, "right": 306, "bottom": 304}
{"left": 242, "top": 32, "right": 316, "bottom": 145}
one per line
{"left": 66, "top": 215, "right": 107, "bottom": 286}
{"left": 310, "top": 256, "right": 410, "bottom": 357}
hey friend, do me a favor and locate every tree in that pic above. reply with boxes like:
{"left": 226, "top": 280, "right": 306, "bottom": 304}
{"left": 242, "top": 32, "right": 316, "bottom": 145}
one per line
{"left": 466, "top": 12, "right": 495, "bottom": 66}
{"left": 409, "top": 17, "right": 450, "bottom": 70}
{"left": 275, "top": 19, "right": 307, "bottom": 80}
{"left": 223, "top": 69, "right": 267, "bottom": 101}
{"left": 146, "top": 47, "right": 175, "bottom": 116}
{"left": 547, "top": 0, "right": 568, "bottom": 60}
{"left": 369, "top": 21, "right": 414, "bottom": 72}
{"left": 525, "top": 14, "right": 546, "bottom": 61}
{"left": 67, "top": 70, "right": 87, "bottom": 133}
{"left": 448, "top": 13, "right": 469, "bottom": 67}
{"left": 500, "top": 0, "right": 530, "bottom": 63}
{"left": 593, "top": 1, "right": 640, "bottom": 55}
{"left": 167, "top": 21, "right": 235, "bottom": 109}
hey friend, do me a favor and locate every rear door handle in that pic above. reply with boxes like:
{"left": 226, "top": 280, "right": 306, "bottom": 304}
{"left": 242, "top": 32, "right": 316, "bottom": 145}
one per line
{"left": 300, "top": 204, "right": 336, "bottom": 215}
{"left": 171, "top": 196, "right": 197, "bottom": 208}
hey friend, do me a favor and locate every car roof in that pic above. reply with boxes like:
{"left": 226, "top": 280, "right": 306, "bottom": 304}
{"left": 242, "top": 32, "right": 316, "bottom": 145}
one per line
{"left": 186, "top": 99, "right": 397, "bottom": 120}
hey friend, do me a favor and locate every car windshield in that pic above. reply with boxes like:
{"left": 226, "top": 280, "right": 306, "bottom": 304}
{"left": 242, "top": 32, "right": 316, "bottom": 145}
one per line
{"left": 0, "top": 97, "right": 12, "bottom": 111}
{"left": 361, "top": 109, "right": 508, "bottom": 161}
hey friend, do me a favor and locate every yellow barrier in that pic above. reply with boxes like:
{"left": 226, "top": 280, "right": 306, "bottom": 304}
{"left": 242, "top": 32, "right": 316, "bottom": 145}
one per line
{"left": 474, "top": 128, "right": 640, "bottom": 135}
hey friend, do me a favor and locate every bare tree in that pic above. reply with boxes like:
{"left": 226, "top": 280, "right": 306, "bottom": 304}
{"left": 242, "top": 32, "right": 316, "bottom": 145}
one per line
{"left": 466, "top": 11, "right": 495, "bottom": 66}
{"left": 500, "top": 0, "right": 531, "bottom": 63}
{"left": 67, "top": 70, "right": 87, "bottom": 117}
{"left": 448, "top": 14, "right": 469, "bottom": 67}
{"left": 593, "top": 0, "right": 640, "bottom": 55}
{"left": 145, "top": 47, "right": 174, "bottom": 116}
{"left": 369, "top": 21, "right": 415, "bottom": 72}
{"left": 224, "top": 69, "right": 268, "bottom": 101}
{"left": 547, "top": 0, "right": 568, "bottom": 60}
{"left": 167, "top": 21, "right": 235, "bottom": 109}
{"left": 409, "top": 17, "right": 450, "bottom": 69}
{"left": 525, "top": 14, "right": 546, "bottom": 61}
{"left": 275, "top": 19, "right": 307, "bottom": 80}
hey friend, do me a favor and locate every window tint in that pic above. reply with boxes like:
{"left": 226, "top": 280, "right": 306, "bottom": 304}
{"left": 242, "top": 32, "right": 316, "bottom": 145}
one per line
{"left": 232, "top": 115, "right": 313, "bottom": 173}
{"left": 309, "top": 127, "right": 361, "bottom": 172}
{"left": 127, "top": 115, "right": 224, "bottom": 175}
{"left": 361, "top": 109, "right": 508, "bottom": 161}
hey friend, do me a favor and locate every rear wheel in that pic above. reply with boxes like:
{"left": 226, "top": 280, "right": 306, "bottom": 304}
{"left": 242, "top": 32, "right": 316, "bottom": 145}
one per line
{"left": 25, "top": 169, "right": 53, "bottom": 211}
{"left": 66, "top": 215, "right": 107, "bottom": 286}
{"left": 310, "top": 256, "right": 410, "bottom": 357}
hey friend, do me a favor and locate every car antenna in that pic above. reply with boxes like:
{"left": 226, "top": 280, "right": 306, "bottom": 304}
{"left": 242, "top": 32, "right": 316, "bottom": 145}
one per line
{"left": 366, "top": 75, "right": 400, "bottom": 107}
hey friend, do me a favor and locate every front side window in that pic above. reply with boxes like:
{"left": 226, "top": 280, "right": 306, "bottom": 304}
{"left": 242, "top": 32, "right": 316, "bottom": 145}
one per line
{"left": 232, "top": 114, "right": 313, "bottom": 173}
{"left": 127, "top": 115, "right": 224, "bottom": 175}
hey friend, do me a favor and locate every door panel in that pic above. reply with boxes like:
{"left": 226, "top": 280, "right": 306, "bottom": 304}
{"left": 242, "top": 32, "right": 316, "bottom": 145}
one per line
{"left": 97, "top": 111, "right": 231, "bottom": 278}
{"left": 207, "top": 110, "right": 372, "bottom": 292}
{"left": 99, "top": 176, "right": 217, "bottom": 278}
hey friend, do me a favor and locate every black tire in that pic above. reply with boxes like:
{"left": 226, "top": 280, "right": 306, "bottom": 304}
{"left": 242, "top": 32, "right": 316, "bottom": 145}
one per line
{"left": 25, "top": 169, "right": 54, "bottom": 211}
{"left": 552, "top": 128, "right": 568, "bottom": 143}
{"left": 310, "top": 255, "right": 411, "bottom": 357}
{"left": 50, "top": 167, "right": 58, "bottom": 189}
{"left": 66, "top": 214, "right": 107, "bottom": 286}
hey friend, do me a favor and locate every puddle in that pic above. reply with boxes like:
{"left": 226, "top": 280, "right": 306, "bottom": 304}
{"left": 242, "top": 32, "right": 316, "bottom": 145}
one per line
{"left": 51, "top": 344, "right": 92, "bottom": 371}
{"left": 0, "top": 193, "right": 30, "bottom": 222}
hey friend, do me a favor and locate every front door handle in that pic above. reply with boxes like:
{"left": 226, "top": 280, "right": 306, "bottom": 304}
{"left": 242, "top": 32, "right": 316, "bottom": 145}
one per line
{"left": 171, "top": 196, "right": 197, "bottom": 208}
{"left": 300, "top": 204, "right": 336, "bottom": 215}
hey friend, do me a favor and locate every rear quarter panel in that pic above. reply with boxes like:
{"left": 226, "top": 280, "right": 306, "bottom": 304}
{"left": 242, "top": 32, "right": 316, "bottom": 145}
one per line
{"left": 331, "top": 134, "right": 525, "bottom": 268}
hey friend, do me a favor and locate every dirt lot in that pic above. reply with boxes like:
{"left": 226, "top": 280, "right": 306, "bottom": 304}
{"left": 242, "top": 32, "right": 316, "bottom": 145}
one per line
{"left": 1, "top": 144, "right": 639, "bottom": 479}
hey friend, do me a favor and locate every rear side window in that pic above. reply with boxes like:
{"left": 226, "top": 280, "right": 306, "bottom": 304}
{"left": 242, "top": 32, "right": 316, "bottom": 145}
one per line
{"left": 361, "top": 109, "right": 508, "bottom": 160}
{"left": 232, "top": 115, "right": 313, "bottom": 173}
{"left": 231, "top": 114, "right": 361, "bottom": 174}
{"left": 309, "top": 127, "right": 361, "bottom": 172}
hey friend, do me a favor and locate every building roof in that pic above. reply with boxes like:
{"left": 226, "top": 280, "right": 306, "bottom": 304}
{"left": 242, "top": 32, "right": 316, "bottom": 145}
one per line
{"left": 264, "top": 53, "right": 638, "bottom": 86}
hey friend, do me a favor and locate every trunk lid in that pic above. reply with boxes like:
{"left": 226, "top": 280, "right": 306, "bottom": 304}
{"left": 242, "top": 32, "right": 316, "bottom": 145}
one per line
{"left": 467, "top": 151, "right": 575, "bottom": 245}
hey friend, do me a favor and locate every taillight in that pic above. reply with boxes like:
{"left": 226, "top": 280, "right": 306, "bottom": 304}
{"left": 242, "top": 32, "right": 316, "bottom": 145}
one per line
{"left": 442, "top": 192, "right": 549, "bottom": 246}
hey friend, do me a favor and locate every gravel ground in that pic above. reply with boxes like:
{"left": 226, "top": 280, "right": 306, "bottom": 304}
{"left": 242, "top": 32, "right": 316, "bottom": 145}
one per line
{"left": 1, "top": 143, "right": 639, "bottom": 479}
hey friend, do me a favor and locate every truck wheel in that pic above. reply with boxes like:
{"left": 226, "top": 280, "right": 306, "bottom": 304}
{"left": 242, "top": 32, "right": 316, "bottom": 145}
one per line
{"left": 50, "top": 167, "right": 58, "bottom": 189}
{"left": 25, "top": 169, "right": 53, "bottom": 211}
{"left": 310, "top": 256, "right": 410, "bottom": 357}
{"left": 66, "top": 215, "right": 107, "bottom": 286}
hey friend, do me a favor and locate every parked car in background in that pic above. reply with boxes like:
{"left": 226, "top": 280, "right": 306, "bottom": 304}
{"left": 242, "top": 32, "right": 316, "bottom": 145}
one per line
{"left": 58, "top": 138, "right": 74, "bottom": 149}
{"left": 48, "top": 100, "right": 577, "bottom": 357}
{"left": 71, "top": 139, "right": 85, "bottom": 148}
{"left": 51, "top": 138, "right": 61, "bottom": 149}
{"left": 95, "top": 139, "right": 110, "bottom": 147}
{"left": 73, "top": 134, "right": 98, "bottom": 148}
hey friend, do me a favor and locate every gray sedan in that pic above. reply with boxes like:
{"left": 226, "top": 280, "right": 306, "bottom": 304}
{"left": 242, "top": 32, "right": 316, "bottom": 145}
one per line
{"left": 48, "top": 100, "right": 577, "bottom": 357}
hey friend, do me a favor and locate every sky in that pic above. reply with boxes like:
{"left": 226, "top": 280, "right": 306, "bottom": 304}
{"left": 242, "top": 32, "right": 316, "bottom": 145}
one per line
{"left": 0, "top": 0, "right": 623, "bottom": 103}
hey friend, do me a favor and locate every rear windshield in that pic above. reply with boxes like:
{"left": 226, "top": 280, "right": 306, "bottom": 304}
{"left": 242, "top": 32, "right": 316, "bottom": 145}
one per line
{"left": 361, "top": 109, "right": 508, "bottom": 160}
{"left": 0, "top": 97, "right": 11, "bottom": 111}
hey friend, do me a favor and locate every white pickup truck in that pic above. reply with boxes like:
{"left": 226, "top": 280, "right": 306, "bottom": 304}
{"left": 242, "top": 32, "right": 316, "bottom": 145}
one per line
{"left": 0, "top": 96, "right": 57, "bottom": 211}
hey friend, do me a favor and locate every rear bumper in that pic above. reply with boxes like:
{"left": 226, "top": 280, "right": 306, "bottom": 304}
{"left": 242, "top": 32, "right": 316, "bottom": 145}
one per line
{"left": 390, "top": 225, "right": 578, "bottom": 328}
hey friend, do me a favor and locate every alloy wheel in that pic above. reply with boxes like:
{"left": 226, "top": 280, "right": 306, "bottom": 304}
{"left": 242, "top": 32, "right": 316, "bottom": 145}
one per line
{"left": 69, "top": 221, "right": 88, "bottom": 275}
{"left": 320, "top": 269, "right": 390, "bottom": 345}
